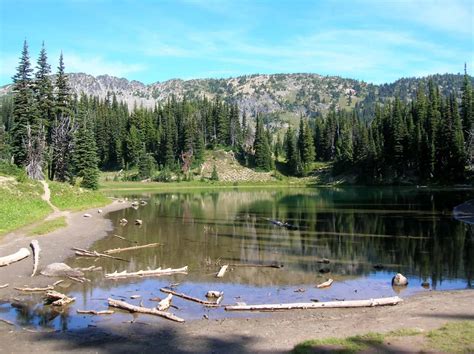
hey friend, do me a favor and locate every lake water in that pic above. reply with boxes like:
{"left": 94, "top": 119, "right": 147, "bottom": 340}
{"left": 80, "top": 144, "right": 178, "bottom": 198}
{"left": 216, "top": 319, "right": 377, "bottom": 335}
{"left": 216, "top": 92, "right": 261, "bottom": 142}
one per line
{"left": 2, "top": 187, "right": 473, "bottom": 330}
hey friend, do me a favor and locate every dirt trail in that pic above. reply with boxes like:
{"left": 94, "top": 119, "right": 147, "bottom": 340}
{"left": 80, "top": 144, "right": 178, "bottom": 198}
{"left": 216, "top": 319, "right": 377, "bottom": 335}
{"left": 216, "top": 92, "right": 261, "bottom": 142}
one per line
{"left": 39, "top": 180, "right": 70, "bottom": 221}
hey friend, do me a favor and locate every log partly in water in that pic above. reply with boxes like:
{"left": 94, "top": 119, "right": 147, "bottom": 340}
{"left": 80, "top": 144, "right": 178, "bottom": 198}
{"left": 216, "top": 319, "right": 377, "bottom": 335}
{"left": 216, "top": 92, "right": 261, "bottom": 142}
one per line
{"left": 30, "top": 240, "right": 40, "bottom": 277}
{"left": 225, "top": 296, "right": 403, "bottom": 312}
{"left": 105, "top": 266, "right": 188, "bottom": 279}
{"left": 15, "top": 285, "right": 54, "bottom": 292}
{"left": 103, "top": 243, "right": 161, "bottom": 255}
{"left": 0, "top": 248, "right": 30, "bottom": 267}
{"left": 316, "top": 279, "right": 334, "bottom": 289}
{"left": 160, "top": 288, "right": 222, "bottom": 307}
{"left": 72, "top": 247, "right": 129, "bottom": 262}
{"left": 108, "top": 298, "right": 184, "bottom": 323}
{"left": 44, "top": 290, "right": 75, "bottom": 306}
{"left": 76, "top": 310, "right": 114, "bottom": 315}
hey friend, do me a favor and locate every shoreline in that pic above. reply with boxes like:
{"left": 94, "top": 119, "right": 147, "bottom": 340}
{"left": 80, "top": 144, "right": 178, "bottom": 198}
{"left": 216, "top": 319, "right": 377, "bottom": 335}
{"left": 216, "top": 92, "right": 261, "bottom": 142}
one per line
{"left": 0, "top": 199, "right": 131, "bottom": 298}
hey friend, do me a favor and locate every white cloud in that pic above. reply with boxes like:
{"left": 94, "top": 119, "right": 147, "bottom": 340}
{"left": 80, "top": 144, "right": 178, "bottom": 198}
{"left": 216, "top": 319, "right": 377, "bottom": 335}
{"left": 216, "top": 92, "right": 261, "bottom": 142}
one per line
{"left": 64, "top": 53, "right": 146, "bottom": 78}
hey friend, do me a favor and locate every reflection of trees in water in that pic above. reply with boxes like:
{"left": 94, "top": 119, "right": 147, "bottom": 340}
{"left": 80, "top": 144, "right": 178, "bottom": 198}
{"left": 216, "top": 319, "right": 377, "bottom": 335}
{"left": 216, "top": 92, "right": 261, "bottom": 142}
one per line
{"left": 236, "top": 188, "right": 474, "bottom": 287}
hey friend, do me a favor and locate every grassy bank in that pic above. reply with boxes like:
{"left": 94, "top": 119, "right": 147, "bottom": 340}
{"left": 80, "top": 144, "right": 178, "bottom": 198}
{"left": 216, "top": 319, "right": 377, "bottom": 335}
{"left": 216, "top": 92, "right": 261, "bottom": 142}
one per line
{"left": 0, "top": 178, "right": 51, "bottom": 235}
{"left": 49, "top": 181, "right": 110, "bottom": 211}
{"left": 28, "top": 216, "right": 67, "bottom": 236}
{"left": 293, "top": 321, "right": 474, "bottom": 353}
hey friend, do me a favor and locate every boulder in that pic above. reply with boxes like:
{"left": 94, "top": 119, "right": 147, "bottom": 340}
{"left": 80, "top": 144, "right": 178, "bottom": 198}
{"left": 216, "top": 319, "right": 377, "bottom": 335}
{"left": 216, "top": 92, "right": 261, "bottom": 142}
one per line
{"left": 41, "top": 263, "right": 84, "bottom": 277}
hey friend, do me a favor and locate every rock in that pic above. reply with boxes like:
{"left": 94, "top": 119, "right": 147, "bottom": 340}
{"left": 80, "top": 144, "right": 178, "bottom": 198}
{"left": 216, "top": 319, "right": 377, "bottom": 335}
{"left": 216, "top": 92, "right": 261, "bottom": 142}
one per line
{"left": 83, "top": 213, "right": 92, "bottom": 218}
{"left": 131, "top": 201, "right": 139, "bottom": 207}
{"left": 130, "top": 295, "right": 141, "bottom": 299}
{"left": 421, "top": 281, "right": 430, "bottom": 289}
{"left": 97, "top": 209, "right": 103, "bottom": 214}
{"left": 119, "top": 218, "right": 128, "bottom": 224}
{"left": 205, "top": 291, "right": 223, "bottom": 298}
{"left": 140, "top": 200, "right": 147, "bottom": 206}
{"left": 41, "top": 263, "right": 84, "bottom": 277}
{"left": 135, "top": 219, "right": 143, "bottom": 225}
{"left": 391, "top": 273, "right": 408, "bottom": 286}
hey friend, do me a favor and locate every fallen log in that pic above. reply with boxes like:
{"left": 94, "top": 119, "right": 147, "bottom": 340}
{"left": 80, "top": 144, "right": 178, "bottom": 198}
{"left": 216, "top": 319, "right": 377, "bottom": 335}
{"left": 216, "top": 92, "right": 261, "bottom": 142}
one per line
{"left": 160, "top": 288, "right": 222, "bottom": 307}
{"left": 76, "top": 266, "right": 102, "bottom": 272}
{"left": 72, "top": 247, "right": 129, "bottom": 262}
{"left": 103, "top": 243, "right": 161, "bottom": 254}
{"left": 105, "top": 266, "right": 188, "bottom": 279}
{"left": 67, "top": 276, "right": 90, "bottom": 283}
{"left": 228, "top": 263, "right": 283, "bottom": 269}
{"left": 108, "top": 298, "right": 184, "bottom": 323}
{"left": 77, "top": 310, "right": 114, "bottom": 315}
{"left": 30, "top": 240, "right": 40, "bottom": 277}
{"left": 157, "top": 294, "right": 173, "bottom": 311}
{"left": 225, "top": 296, "right": 403, "bottom": 312}
{"left": 15, "top": 285, "right": 54, "bottom": 292}
{"left": 216, "top": 265, "right": 228, "bottom": 278}
{"left": 44, "top": 290, "right": 75, "bottom": 306}
{"left": 0, "top": 248, "right": 30, "bottom": 267}
{"left": 316, "top": 279, "right": 334, "bottom": 289}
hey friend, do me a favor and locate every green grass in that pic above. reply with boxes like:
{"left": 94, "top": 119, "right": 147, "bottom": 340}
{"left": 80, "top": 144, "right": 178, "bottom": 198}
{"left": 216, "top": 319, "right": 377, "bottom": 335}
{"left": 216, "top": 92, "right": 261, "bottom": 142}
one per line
{"left": 0, "top": 180, "right": 51, "bottom": 235}
{"left": 49, "top": 181, "right": 110, "bottom": 211}
{"left": 293, "top": 333, "right": 384, "bottom": 354}
{"left": 28, "top": 216, "right": 67, "bottom": 236}
{"left": 427, "top": 321, "right": 474, "bottom": 353}
{"left": 293, "top": 322, "right": 473, "bottom": 354}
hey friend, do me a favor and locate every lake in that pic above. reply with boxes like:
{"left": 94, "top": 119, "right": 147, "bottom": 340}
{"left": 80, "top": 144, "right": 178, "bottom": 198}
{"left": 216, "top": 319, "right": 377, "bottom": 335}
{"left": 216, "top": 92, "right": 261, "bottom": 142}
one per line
{"left": 2, "top": 186, "right": 473, "bottom": 330}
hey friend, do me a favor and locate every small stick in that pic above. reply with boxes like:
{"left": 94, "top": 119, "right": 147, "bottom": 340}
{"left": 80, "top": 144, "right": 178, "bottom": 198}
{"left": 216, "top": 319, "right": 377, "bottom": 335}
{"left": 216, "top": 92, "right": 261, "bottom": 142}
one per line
{"left": 228, "top": 263, "right": 283, "bottom": 269}
{"left": 0, "top": 318, "right": 15, "bottom": 326}
{"left": 216, "top": 265, "right": 228, "bottom": 278}
{"left": 113, "top": 234, "right": 138, "bottom": 244}
{"left": 53, "top": 280, "right": 64, "bottom": 286}
{"left": 76, "top": 310, "right": 114, "bottom": 315}
{"left": 316, "top": 279, "right": 334, "bottom": 289}
{"left": 103, "top": 243, "right": 161, "bottom": 255}
{"left": 0, "top": 284, "right": 8, "bottom": 289}
{"left": 72, "top": 247, "right": 129, "bottom": 262}
{"left": 15, "top": 285, "right": 54, "bottom": 292}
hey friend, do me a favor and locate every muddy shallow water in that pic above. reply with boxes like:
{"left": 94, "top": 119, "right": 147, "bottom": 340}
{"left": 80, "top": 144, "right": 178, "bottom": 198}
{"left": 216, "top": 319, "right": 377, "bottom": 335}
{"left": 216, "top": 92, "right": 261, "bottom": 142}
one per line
{"left": 2, "top": 187, "right": 473, "bottom": 330}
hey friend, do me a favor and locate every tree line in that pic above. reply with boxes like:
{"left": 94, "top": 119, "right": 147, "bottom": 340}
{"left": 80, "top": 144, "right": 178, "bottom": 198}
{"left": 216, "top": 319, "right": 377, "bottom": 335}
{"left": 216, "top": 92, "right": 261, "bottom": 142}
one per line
{"left": 0, "top": 40, "right": 472, "bottom": 186}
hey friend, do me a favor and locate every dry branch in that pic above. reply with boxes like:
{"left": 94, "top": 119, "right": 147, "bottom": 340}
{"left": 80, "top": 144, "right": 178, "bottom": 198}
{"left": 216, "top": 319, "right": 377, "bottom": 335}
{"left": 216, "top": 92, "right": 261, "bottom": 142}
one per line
{"left": 160, "top": 288, "right": 222, "bottom": 307}
{"left": 15, "top": 285, "right": 54, "bottom": 292}
{"left": 0, "top": 284, "right": 8, "bottom": 289}
{"left": 72, "top": 247, "right": 128, "bottom": 262}
{"left": 216, "top": 265, "right": 228, "bottom": 278}
{"left": 67, "top": 276, "right": 90, "bottom": 283}
{"left": 113, "top": 234, "right": 137, "bottom": 244}
{"left": 103, "top": 243, "right": 161, "bottom": 254}
{"left": 225, "top": 296, "right": 403, "bottom": 311}
{"left": 30, "top": 240, "right": 40, "bottom": 277}
{"left": 76, "top": 310, "right": 114, "bottom": 315}
{"left": 108, "top": 298, "right": 184, "bottom": 323}
{"left": 105, "top": 266, "right": 188, "bottom": 279}
{"left": 0, "top": 248, "right": 30, "bottom": 267}
{"left": 316, "top": 279, "right": 334, "bottom": 289}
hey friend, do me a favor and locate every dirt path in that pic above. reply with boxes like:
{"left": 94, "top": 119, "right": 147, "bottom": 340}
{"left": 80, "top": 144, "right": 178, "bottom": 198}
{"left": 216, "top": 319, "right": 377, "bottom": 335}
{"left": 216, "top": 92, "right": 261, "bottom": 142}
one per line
{"left": 0, "top": 289, "right": 472, "bottom": 353}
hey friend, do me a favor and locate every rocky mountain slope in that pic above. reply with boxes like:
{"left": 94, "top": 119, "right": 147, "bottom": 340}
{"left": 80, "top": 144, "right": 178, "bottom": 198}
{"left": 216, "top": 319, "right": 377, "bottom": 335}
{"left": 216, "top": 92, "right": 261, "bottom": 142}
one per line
{"left": 1, "top": 72, "right": 471, "bottom": 120}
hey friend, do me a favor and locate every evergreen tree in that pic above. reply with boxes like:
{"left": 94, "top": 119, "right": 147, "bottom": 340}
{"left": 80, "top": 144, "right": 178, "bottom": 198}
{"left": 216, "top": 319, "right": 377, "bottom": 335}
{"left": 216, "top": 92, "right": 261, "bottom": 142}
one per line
{"left": 285, "top": 127, "right": 302, "bottom": 176}
{"left": 72, "top": 114, "right": 99, "bottom": 189}
{"left": 34, "top": 42, "right": 54, "bottom": 137}
{"left": 253, "top": 115, "right": 272, "bottom": 171}
{"left": 55, "top": 52, "right": 72, "bottom": 117}
{"left": 11, "top": 40, "right": 38, "bottom": 166}
{"left": 461, "top": 65, "right": 473, "bottom": 142}
{"left": 298, "top": 116, "right": 315, "bottom": 170}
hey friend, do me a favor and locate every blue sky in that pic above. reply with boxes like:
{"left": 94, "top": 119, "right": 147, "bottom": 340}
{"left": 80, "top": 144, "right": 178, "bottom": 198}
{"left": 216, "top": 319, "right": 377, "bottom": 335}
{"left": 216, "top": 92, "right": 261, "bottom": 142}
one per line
{"left": 0, "top": 0, "right": 472, "bottom": 85}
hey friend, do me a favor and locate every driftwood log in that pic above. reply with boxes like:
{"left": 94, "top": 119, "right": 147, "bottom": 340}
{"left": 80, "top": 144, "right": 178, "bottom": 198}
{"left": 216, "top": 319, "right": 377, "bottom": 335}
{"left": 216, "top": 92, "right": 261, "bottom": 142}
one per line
{"left": 216, "top": 265, "right": 228, "bottom": 278}
{"left": 0, "top": 248, "right": 30, "bottom": 267}
{"left": 225, "top": 296, "right": 403, "bottom": 311}
{"left": 160, "top": 288, "right": 222, "bottom": 307}
{"left": 30, "top": 240, "right": 41, "bottom": 277}
{"left": 105, "top": 266, "right": 188, "bottom": 279}
{"left": 72, "top": 247, "right": 128, "bottom": 262}
{"left": 103, "top": 243, "right": 161, "bottom": 254}
{"left": 107, "top": 298, "right": 184, "bottom": 323}
{"left": 15, "top": 285, "right": 54, "bottom": 292}
{"left": 44, "top": 290, "right": 75, "bottom": 306}
{"left": 76, "top": 310, "right": 114, "bottom": 315}
{"left": 0, "top": 284, "right": 8, "bottom": 289}
{"left": 316, "top": 279, "right": 334, "bottom": 289}
{"left": 229, "top": 263, "right": 283, "bottom": 269}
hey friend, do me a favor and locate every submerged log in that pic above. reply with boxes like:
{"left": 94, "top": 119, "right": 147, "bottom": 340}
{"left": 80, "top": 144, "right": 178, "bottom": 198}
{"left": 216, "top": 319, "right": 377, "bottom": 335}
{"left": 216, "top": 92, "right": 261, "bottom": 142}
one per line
{"left": 216, "top": 265, "right": 228, "bottom": 278}
{"left": 0, "top": 248, "right": 30, "bottom": 267}
{"left": 160, "top": 288, "right": 222, "bottom": 307}
{"left": 44, "top": 290, "right": 75, "bottom": 306}
{"left": 105, "top": 266, "right": 188, "bottom": 279}
{"left": 103, "top": 243, "right": 161, "bottom": 254}
{"left": 107, "top": 298, "right": 184, "bottom": 323}
{"left": 30, "top": 240, "right": 40, "bottom": 277}
{"left": 15, "top": 285, "right": 54, "bottom": 292}
{"left": 316, "top": 279, "right": 334, "bottom": 289}
{"left": 113, "top": 234, "right": 137, "bottom": 244}
{"left": 229, "top": 263, "right": 283, "bottom": 269}
{"left": 76, "top": 310, "right": 114, "bottom": 315}
{"left": 72, "top": 247, "right": 129, "bottom": 262}
{"left": 225, "top": 296, "right": 403, "bottom": 312}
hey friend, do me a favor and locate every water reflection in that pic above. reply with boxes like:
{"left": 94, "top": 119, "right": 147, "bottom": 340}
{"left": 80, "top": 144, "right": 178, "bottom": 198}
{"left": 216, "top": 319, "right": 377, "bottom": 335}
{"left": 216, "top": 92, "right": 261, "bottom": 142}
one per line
{"left": 3, "top": 187, "right": 473, "bottom": 329}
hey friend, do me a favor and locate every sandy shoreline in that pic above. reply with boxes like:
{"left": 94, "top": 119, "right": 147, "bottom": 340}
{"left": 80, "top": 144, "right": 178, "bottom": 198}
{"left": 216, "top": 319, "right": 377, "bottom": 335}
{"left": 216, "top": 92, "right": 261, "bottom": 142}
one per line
{"left": 0, "top": 199, "right": 131, "bottom": 297}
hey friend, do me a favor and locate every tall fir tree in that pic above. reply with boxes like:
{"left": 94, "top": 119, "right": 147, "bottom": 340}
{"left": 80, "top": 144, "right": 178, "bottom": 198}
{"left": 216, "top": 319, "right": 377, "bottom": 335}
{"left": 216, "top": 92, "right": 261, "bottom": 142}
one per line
{"left": 253, "top": 115, "right": 272, "bottom": 171}
{"left": 55, "top": 52, "right": 72, "bottom": 117}
{"left": 34, "top": 42, "right": 54, "bottom": 137}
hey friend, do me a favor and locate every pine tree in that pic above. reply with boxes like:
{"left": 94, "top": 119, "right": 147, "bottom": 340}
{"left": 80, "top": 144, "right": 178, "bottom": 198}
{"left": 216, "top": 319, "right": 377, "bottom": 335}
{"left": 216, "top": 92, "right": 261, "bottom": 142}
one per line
{"left": 461, "top": 64, "right": 473, "bottom": 142}
{"left": 34, "top": 42, "right": 54, "bottom": 137}
{"left": 72, "top": 114, "right": 99, "bottom": 189}
{"left": 253, "top": 115, "right": 272, "bottom": 171}
{"left": 298, "top": 116, "right": 315, "bottom": 170}
{"left": 285, "top": 127, "right": 302, "bottom": 176}
{"left": 11, "top": 40, "right": 38, "bottom": 166}
{"left": 448, "top": 94, "right": 466, "bottom": 180}
{"left": 55, "top": 52, "right": 72, "bottom": 117}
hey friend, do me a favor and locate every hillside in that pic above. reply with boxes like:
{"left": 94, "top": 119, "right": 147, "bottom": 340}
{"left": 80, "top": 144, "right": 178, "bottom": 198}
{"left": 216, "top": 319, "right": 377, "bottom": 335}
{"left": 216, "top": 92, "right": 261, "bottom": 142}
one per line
{"left": 1, "top": 72, "right": 471, "bottom": 122}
